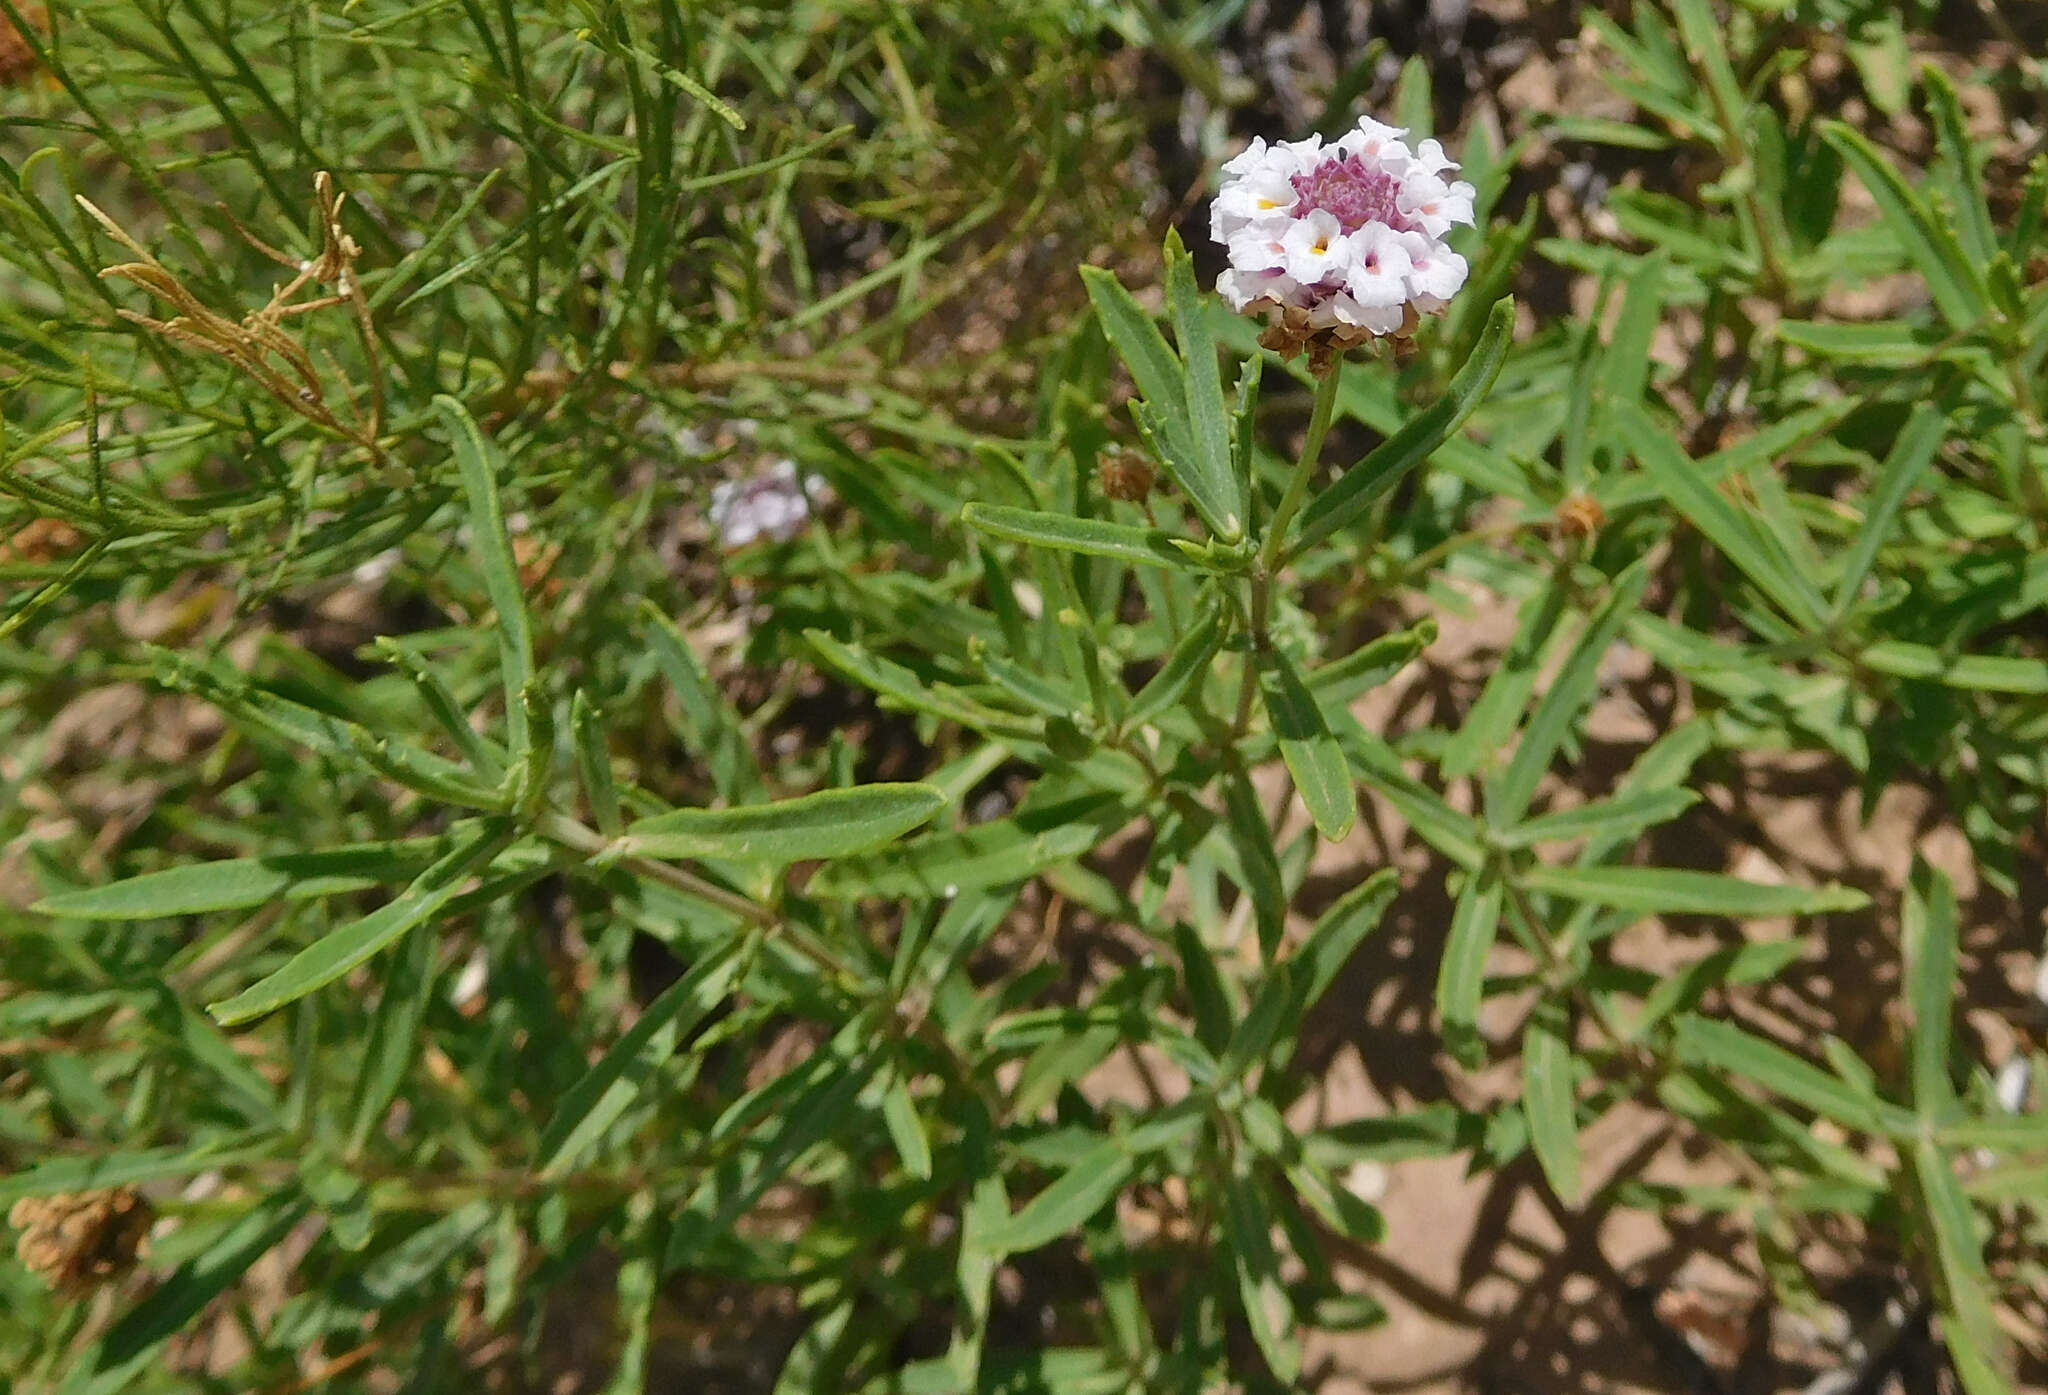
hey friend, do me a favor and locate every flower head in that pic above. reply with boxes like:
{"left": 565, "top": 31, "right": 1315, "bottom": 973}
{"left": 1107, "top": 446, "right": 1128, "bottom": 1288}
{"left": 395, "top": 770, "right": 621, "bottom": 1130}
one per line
{"left": 710, "top": 458, "right": 823, "bottom": 550}
{"left": 1212, "top": 114, "right": 1476, "bottom": 366}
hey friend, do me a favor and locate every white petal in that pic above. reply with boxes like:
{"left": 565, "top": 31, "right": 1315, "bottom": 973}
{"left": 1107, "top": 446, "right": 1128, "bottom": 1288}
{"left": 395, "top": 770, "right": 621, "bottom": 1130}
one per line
{"left": 1307, "top": 289, "right": 1372, "bottom": 329}
{"left": 1401, "top": 237, "right": 1467, "bottom": 302}
{"left": 1399, "top": 173, "right": 1476, "bottom": 237}
{"left": 1227, "top": 224, "right": 1291, "bottom": 273}
{"left": 1218, "top": 266, "right": 1296, "bottom": 311}
{"left": 1216, "top": 171, "right": 1301, "bottom": 225}
{"left": 1220, "top": 135, "right": 1270, "bottom": 177}
{"left": 1280, "top": 209, "right": 1356, "bottom": 284}
{"left": 1358, "top": 301, "right": 1407, "bottom": 333}
{"left": 1337, "top": 116, "right": 1409, "bottom": 160}
{"left": 1408, "top": 138, "right": 1458, "bottom": 176}
{"left": 1273, "top": 135, "right": 1327, "bottom": 177}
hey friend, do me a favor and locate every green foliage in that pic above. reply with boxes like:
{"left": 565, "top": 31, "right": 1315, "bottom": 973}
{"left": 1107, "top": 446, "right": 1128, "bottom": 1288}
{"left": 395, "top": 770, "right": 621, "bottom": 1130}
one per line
{"left": 3, "top": 2, "right": 2045, "bottom": 1392}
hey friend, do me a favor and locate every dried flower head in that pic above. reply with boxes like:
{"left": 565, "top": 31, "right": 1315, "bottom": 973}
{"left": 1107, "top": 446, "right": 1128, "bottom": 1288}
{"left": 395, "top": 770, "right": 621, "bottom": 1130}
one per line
{"left": 9, "top": 1188, "right": 152, "bottom": 1295}
{"left": 1097, "top": 449, "right": 1157, "bottom": 503}
{"left": 1, "top": 515, "right": 84, "bottom": 564}
{"left": 76, "top": 172, "right": 387, "bottom": 466}
{"left": 1554, "top": 494, "right": 1606, "bottom": 540}
{"left": 709, "top": 458, "right": 823, "bottom": 550}
{"left": 1212, "top": 116, "right": 1474, "bottom": 368}
{"left": 0, "top": 5, "right": 45, "bottom": 86}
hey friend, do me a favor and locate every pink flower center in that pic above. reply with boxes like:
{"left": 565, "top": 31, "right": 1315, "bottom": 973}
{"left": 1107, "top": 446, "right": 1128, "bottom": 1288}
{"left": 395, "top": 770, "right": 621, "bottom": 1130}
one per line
{"left": 1290, "top": 154, "right": 1416, "bottom": 235}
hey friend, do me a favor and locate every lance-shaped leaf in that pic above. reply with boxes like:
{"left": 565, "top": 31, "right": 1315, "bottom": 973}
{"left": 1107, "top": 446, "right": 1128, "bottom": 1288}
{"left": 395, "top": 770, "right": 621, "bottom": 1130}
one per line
{"left": 961, "top": 503, "right": 1201, "bottom": 570}
{"left": 1308, "top": 618, "right": 1436, "bottom": 706}
{"left": 1257, "top": 645, "right": 1356, "bottom": 841}
{"left": 535, "top": 936, "right": 751, "bottom": 1177}
{"left": 984, "top": 1138, "right": 1133, "bottom": 1255}
{"left": 1522, "top": 1000, "right": 1582, "bottom": 1204}
{"left": 618, "top": 784, "right": 946, "bottom": 864}
{"left": 1292, "top": 295, "right": 1514, "bottom": 554}
{"left": 1164, "top": 229, "right": 1246, "bottom": 537}
{"left": 1081, "top": 247, "right": 1245, "bottom": 540}
{"left": 1437, "top": 864, "right": 1504, "bottom": 1069}
{"left": 1822, "top": 120, "right": 1988, "bottom": 330}
{"left": 807, "top": 631, "right": 1038, "bottom": 737}
{"left": 34, "top": 832, "right": 469, "bottom": 920}
{"left": 436, "top": 396, "right": 535, "bottom": 758}
{"left": 207, "top": 821, "right": 512, "bottom": 1026}
{"left": 1123, "top": 604, "right": 1225, "bottom": 730}
{"left": 1520, "top": 864, "right": 1868, "bottom": 917}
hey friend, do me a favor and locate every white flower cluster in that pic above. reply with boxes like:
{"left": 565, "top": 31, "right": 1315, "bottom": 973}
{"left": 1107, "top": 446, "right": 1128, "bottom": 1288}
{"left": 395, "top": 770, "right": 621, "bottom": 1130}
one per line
{"left": 709, "top": 459, "right": 822, "bottom": 549}
{"left": 1211, "top": 116, "right": 1476, "bottom": 336}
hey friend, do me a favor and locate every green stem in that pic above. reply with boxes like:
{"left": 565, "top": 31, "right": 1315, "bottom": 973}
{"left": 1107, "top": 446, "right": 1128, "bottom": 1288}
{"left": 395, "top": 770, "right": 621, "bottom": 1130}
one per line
{"left": 1258, "top": 366, "right": 1343, "bottom": 574}
{"left": 1231, "top": 366, "right": 1344, "bottom": 736}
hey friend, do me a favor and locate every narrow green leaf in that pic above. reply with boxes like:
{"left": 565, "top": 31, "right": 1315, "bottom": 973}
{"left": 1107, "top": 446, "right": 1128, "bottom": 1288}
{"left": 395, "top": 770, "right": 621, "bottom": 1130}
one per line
{"left": 0, "top": 1140, "right": 269, "bottom": 1209}
{"left": 665, "top": 1035, "right": 879, "bottom": 1271}
{"left": 345, "top": 917, "right": 440, "bottom": 1153}
{"left": 1231, "top": 353, "right": 1263, "bottom": 501}
{"left": 1774, "top": 319, "right": 1942, "bottom": 366}
{"left": 1222, "top": 768, "right": 1288, "bottom": 958}
{"left": 1832, "top": 403, "right": 1944, "bottom": 618}
{"left": 434, "top": 396, "right": 535, "bottom": 756}
{"left": 1307, "top": 618, "right": 1436, "bottom": 706}
{"left": 985, "top": 1140, "right": 1133, "bottom": 1254}
{"left": 1602, "top": 253, "right": 1667, "bottom": 417}
{"left": 643, "top": 600, "right": 764, "bottom": 801}
{"left": 962, "top": 503, "right": 1200, "bottom": 570}
{"left": 1858, "top": 641, "right": 2048, "bottom": 694}
{"left": 1219, "top": 963, "right": 1294, "bottom": 1084}
{"left": 1920, "top": 64, "right": 1998, "bottom": 267}
{"left": 880, "top": 1072, "right": 934, "bottom": 1181}
{"left": 619, "top": 783, "right": 945, "bottom": 864}
{"left": 1521, "top": 864, "right": 1867, "bottom": 917}
{"left": 1442, "top": 579, "right": 1568, "bottom": 782}
{"left": 1492, "top": 788, "right": 1700, "bottom": 850}
{"left": 33, "top": 835, "right": 458, "bottom": 920}
{"left": 1257, "top": 645, "right": 1356, "bottom": 841}
{"left": 1491, "top": 559, "right": 1652, "bottom": 825}
{"left": 1437, "top": 865, "right": 1504, "bottom": 1069}
{"left": 1903, "top": 860, "right": 1959, "bottom": 1115}
{"left": 1292, "top": 295, "right": 1515, "bottom": 554}
{"left": 1173, "top": 920, "right": 1237, "bottom": 1054}
{"left": 1619, "top": 403, "right": 1827, "bottom": 629}
{"left": 1284, "top": 1156, "right": 1386, "bottom": 1242}
{"left": 1629, "top": 939, "right": 1806, "bottom": 1039}
{"left": 1124, "top": 604, "right": 1224, "bottom": 730}
{"left": 1221, "top": 1169, "right": 1300, "bottom": 1382}
{"left": 1082, "top": 264, "right": 1243, "bottom": 538}
{"left": 802, "top": 794, "right": 1122, "bottom": 901}
{"left": 1672, "top": 1016, "right": 1899, "bottom": 1133}
{"left": 535, "top": 937, "right": 750, "bottom": 1178}
{"left": 1909, "top": 1133, "right": 2011, "bottom": 1392}
{"left": 1289, "top": 867, "right": 1399, "bottom": 1032}
{"left": 1522, "top": 1001, "right": 1582, "bottom": 1204}
{"left": 807, "top": 631, "right": 1037, "bottom": 737}
{"left": 1079, "top": 266, "right": 1186, "bottom": 426}
{"left": 572, "top": 692, "right": 623, "bottom": 839}
{"left": 206, "top": 822, "right": 510, "bottom": 1026}
{"left": 1822, "top": 121, "right": 1988, "bottom": 329}
{"left": 1165, "top": 230, "right": 1246, "bottom": 536}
